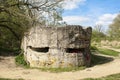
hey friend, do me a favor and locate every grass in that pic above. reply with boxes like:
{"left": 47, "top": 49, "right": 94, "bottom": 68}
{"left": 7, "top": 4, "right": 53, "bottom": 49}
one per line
{"left": 39, "top": 66, "right": 85, "bottom": 73}
{"left": 0, "top": 78, "right": 24, "bottom": 80}
{"left": 84, "top": 73, "right": 120, "bottom": 80}
{"left": 97, "top": 48, "right": 120, "bottom": 57}
{"left": 91, "top": 46, "right": 120, "bottom": 57}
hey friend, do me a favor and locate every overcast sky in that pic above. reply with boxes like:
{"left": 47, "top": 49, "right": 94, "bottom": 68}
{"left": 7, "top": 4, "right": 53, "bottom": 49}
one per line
{"left": 62, "top": 0, "right": 120, "bottom": 29}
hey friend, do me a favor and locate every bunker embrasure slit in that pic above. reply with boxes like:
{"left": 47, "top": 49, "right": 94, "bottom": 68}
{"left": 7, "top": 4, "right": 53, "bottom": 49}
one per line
{"left": 27, "top": 46, "right": 49, "bottom": 53}
{"left": 66, "top": 48, "right": 84, "bottom": 53}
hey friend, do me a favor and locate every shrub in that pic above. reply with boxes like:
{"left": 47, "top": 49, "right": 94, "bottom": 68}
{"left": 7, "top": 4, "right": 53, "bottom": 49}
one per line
{"left": 15, "top": 53, "right": 29, "bottom": 67}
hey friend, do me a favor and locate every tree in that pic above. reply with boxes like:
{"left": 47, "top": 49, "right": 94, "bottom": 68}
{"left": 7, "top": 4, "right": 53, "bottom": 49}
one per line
{"left": 94, "top": 24, "right": 104, "bottom": 33}
{"left": 108, "top": 13, "right": 120, "bottom": 39}
{"left": 0, "top": 0, "right": 64, "bottom": 49}
{"left": 92, "top": 24, "right": 106, "bottom": 42}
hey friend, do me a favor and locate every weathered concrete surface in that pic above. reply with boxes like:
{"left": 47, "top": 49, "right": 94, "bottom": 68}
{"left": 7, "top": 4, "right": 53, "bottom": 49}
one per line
{"left": 21, "top": 25, "right": 92, "bottom": 68}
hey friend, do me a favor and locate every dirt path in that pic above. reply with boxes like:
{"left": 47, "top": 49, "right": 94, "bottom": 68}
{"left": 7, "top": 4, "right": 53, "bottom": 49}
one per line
{"left": 0, "top": 54, "right": 120, "bottom": 80}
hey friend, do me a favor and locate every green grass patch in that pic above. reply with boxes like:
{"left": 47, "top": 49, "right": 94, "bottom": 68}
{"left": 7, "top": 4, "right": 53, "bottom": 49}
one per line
{"left": 97, "top": 48, "right": 120, "bottom": 57}
{"left": 0, "top": 78, "right": 24, "bottom": 80}
{"left": 84, "top": 73, "right": 120, "bottom": 80}
{"left": 39, "top": 66, "right": 85, "bottom": 73}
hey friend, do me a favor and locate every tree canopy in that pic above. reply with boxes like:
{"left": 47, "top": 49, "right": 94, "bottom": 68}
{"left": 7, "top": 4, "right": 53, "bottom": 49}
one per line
{"left": 108, "top": 13, "right": 120, "bottom": 39}
{"left": 0, "top": 0, "right": 64, "bottom": 50}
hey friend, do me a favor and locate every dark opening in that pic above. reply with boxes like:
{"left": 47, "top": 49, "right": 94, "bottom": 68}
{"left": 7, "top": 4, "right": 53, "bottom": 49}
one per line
{"left": 27, "top": 46, "right": 49, "bottom": 53}
{"left": 66, "top": 48, "right": 84, "bottom": 53}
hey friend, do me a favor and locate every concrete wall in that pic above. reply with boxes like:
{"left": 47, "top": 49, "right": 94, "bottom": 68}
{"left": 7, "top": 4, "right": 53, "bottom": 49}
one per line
{"left": 21, "top": 25, "right": 92, "bottom": 68}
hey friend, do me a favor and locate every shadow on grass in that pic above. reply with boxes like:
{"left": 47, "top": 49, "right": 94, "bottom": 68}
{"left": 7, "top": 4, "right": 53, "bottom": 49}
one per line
{"left": 91, "top": 54, "right": 114, "bottom": 67}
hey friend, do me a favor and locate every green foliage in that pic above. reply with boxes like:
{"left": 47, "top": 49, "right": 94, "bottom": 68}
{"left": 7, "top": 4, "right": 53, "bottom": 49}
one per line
{"left": 97, "top": 48, "right": 120, "bottom": 57}
{"left": 0, "top": 46, "right": 20, "bottom": 56}
{"left": 15, "top": 53, "right": 29, "bottom": 67}
{"left": 0, "top": 47, "right": 15, "bottom": 53}
{"left": 84, "top": 73, "right": 120, "bottom": 80}
{"left": 0, "top": 0, "right": 64, "bottom": 51}
{"left": 108, "top": 13, "right": 120, "bottom": 40}
{"left": 0, "top": 0, "right": 31, "bottom": 50}
{"left": 0, "top": 28, "right": 20, "bottom": 49}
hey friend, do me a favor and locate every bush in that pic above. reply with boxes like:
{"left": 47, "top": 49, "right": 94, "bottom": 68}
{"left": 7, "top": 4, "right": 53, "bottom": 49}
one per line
{"left": 15, "top": 53, "right": 29, "bottom": 67}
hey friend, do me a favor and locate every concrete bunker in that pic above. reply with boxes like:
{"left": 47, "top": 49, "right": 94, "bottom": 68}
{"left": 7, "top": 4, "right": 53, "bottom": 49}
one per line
{"left": 21, "top": 25, "right": 92, "bottom": 68}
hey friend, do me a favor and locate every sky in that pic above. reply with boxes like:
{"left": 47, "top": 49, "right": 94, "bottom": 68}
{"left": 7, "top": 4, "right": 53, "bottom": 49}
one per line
{"left": 62, "top": 0, "right": 120, "bottom": 30}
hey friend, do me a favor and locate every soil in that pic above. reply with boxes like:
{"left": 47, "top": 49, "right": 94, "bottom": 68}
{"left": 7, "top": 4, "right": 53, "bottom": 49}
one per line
{"left": 0, "top": 48, "right": 120, "bottom": 80}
